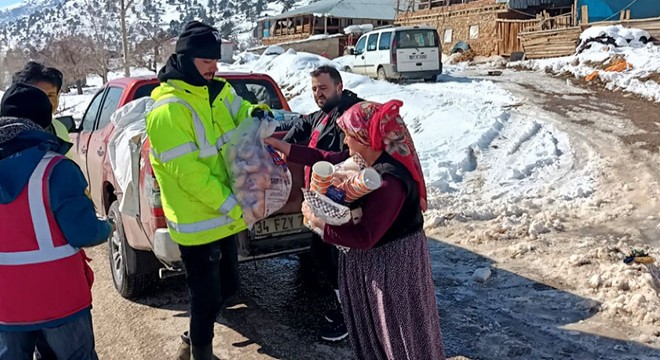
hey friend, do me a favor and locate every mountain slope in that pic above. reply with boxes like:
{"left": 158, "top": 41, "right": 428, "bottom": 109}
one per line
{"left": 0, "top": 0, "right": 311, "bottom": 50}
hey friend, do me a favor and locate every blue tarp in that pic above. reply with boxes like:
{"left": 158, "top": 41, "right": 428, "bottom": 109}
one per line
{"left": 577, "top": 0, "right": 660, "bottom": 22}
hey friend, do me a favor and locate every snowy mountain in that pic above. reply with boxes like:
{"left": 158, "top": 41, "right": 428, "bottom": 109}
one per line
{"left": 0, "top": 0, "right": 311, "bottom": 50}
{"left": 0, "top": 0, "right": 65, "bottom": 26}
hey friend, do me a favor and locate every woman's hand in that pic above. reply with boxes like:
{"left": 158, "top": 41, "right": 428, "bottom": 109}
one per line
{"left": 302, "top": 202, "right": 326, "bottom": 234}
{"left": 263, "top": 137, "right": 291, "bottom": 157}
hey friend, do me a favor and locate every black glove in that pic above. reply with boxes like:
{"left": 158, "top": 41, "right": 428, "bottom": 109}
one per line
{"left": 252, "top": 109, "right": 273, "bottom": 119}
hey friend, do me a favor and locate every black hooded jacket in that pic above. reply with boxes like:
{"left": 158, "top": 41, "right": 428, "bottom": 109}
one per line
{"left": 283, "top": 90, "right": 362, "bottom": 152}
{"left": 158, "top": 54, "right": 225, "bottom": 104}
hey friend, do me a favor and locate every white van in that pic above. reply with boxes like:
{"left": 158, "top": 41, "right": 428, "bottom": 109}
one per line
{"left": 347, "top": 26, "right": 442, "bottom": 82}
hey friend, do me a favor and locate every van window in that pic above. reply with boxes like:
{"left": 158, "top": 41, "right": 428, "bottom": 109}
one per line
{"left": 366, "top": 33, "right": 378, "bottom": 51}
{"left": 354, "top": 36, "right": 366, "bottom": 55}
{"left": 378, "top": 32, "right": 392, "bottom": 50}
{"left": 396, "top": 29, "right": 439, "bottom": 49}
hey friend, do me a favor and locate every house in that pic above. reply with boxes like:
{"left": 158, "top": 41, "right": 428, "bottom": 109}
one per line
{"left": 577, "top": 0, "right": 660, "bottom": 23}
{"left": 396, "top": 0, "right": 575, "bottom": 56}
{"left": 256, "top": 0, "right": 399, "bottom": 46}
{"left": 220, "top": 39, "right": 235, "bottom": 63}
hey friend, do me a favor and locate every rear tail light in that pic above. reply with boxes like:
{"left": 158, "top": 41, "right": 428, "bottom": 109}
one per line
{"left": 144, "top": 172, "right": 162, "bottom": 211}
{"left": 391, "top": 37, "right": 398, "bottom": 65}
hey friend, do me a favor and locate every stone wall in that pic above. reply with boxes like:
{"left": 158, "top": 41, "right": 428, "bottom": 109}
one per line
{"left": 397, "top": 2, "right": 509, "bottom": 56}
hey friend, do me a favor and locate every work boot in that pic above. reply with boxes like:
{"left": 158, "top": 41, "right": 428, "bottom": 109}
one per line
{"left": 190, "top": 343, "right": 214, "bottom": 360}
{"left": 175, "top": 332, "right": 191, "bottom": 360}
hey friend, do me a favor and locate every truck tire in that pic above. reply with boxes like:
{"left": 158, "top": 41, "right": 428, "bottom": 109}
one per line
{"left": 108, "top": 201, "right": 153, "bottom": 299}
{"left": 377, "top": 67, "right": 387, "bottom": 81}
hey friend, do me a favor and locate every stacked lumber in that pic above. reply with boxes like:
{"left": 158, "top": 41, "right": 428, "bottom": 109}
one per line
{"left": 519, "top": 27, "right": 581, "bottom": 59}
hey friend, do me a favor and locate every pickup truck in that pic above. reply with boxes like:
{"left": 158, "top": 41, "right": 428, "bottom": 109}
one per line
{"left": 68, "top": 72, "right": 310, "bottom": 299}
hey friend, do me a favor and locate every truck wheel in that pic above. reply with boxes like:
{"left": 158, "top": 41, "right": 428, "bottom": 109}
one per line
{"left": 377, "top": 67, "right": 387, "bottom": 81}
{"left": 343, "top": 66, "right": 352, "bottom": 73}
{"left": 108, "top": 201, "right": 153, "bottom": 299}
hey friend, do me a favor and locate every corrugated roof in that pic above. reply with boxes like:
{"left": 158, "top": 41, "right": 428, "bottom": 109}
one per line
{"left": 265, "top": 0, "right": 398, "bottom": 21}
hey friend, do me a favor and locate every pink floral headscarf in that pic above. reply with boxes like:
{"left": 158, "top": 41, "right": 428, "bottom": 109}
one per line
{"left": 337, "top": 100, "right": 428, "bottom": 212}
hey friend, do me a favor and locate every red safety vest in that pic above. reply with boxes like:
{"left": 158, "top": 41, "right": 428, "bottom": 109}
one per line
{"left": 0, "top": 152, "right": 92, "bottom": 326}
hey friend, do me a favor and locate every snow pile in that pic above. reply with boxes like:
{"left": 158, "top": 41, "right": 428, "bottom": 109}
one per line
{"left": 513, "top": 25, "right": 660, "bottom": 102}
{"left": 578, "top": 25, "right": 651, "bottom": 49}
{"left": 344, "top": 24, "right": 373, "bottom": 34}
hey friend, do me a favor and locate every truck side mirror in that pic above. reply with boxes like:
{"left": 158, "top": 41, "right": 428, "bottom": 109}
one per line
{"left": 55, "top": 115, "right": 78, "bottom": 133}
{"left": 349, "top": 48, "right": 355, "bottom": 55}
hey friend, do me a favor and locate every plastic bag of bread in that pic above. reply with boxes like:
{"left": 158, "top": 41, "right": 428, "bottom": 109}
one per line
{"left": 224, "top": 117, "right": 292, "bottom": 227}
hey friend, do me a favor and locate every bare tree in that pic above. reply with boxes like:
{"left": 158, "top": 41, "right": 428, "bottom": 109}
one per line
{"left": 36, "top": 36, "right": 97, "bottom": 95}
{"left": 82, "top": 0, "right": 120, "bottom": 84}
{"left": 1, "top": 47, "right": 30, "bottom": 87}
{"left": 131, "top": 3, "right": 175, "bottom": 73}
{"left": 119, "top": 0, "right": 136, "bottom": 77}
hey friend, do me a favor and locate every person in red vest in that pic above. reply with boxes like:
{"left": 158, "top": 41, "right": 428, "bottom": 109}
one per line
{"left": 0, "top": 87, "right": 112, "bottom": 360}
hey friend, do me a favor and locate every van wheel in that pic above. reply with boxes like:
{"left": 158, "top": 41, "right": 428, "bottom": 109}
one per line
{"left": 377, "top": 67, "right": 388, "bottom": 81}
{"left": 424, "top": 76, "right": 437, "bottom": 83}
{"left": 108, "top": 201, "right": 153, "bottom": 299}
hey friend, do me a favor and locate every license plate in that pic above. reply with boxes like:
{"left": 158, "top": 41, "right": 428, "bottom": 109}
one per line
{"left": 409, "top": 54, "right": 427, "bottom": 60}
{"left": 252, "top": 213, "right": 305, "bottom": 238}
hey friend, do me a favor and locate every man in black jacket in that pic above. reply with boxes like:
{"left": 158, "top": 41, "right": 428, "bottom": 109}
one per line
{"left": 283, "top": 65, "right": 362, "bottom": 342}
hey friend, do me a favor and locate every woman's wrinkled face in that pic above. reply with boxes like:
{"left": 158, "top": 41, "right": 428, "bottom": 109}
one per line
{"left": 32, "top": 81, "right": 59, "bottom": 114}
{"left": 344, "top": 135, "right": 368, "bottom": 157}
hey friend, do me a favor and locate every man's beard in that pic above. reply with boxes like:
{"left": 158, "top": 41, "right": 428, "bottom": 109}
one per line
{"left": 319, "top": 92, "right": 342, "bottom": 113}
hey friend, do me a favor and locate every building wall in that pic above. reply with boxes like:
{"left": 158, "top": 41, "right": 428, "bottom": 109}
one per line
{"left": 397, "top": 6, "right": 505, "bottom": 56}
{"left": 435, "top": 11, "right": 501, "bottom": 55}
{"left": 252, "top": 36, "right": 346, "bottom": 59}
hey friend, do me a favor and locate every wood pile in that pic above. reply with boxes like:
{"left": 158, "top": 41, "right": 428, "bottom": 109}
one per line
{"left": 519, "top": 27, "right": 581, "bottom": 59}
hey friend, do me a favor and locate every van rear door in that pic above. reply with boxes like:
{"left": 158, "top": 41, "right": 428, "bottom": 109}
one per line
{"left": 394, "top": 29, "right": 440, "bottom": 73}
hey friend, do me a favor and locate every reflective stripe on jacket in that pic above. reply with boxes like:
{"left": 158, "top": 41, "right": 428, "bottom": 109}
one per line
{"left": 146, "top": 78, "right": 263, "bottom": 245}
{"left": 0, "top": 152, "right": 92, "bottom": 327}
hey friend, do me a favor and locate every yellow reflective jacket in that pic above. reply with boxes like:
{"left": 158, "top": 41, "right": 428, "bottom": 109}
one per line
{"left": 52, "top": 119, "right": 72, "bottom": 159}
{"left": 146, "top": 78, "right": 267, "bottom": 246}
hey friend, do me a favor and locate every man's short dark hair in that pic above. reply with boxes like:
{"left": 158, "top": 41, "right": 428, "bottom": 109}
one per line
{"left": 11, "top": 61, "right": 64, "bottom": 92}
{"left": 310, "top": 65, "right": 342, "bottom": 85}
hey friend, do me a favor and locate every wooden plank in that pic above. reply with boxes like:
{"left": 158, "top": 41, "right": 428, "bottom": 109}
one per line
{"left": 581, "top": 5, "right": 588, "bottom": 24}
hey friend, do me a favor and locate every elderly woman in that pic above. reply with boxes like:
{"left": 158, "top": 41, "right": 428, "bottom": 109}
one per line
{"left": 265, "top": 100, "right": 445, "bottom": 360}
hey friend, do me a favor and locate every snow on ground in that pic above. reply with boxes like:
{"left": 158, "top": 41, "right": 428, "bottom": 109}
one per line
{"left": 512, "top": 25, "right": 660, "bottom": 102}
{"left": 52, "top": 49, "right": 660, "bottom": 338}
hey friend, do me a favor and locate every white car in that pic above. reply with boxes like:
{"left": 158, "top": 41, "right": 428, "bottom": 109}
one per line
{"left": 347, "top": 26, "right": 442, "bottom": 82}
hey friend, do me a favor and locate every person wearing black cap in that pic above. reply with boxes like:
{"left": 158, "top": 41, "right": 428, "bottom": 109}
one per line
{"left": 9, "top": 62, "right": 71, "bottom": 158}
{"left": 1, "top": 82, "right": 55, "bottom": 129}
{"left": 146, "top": 20, "right": 270, "bottom": 360}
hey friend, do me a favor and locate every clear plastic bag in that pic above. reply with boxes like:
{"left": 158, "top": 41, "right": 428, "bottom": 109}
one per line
{"left": 224, "top": 117, "right": 292, "bottom": 227}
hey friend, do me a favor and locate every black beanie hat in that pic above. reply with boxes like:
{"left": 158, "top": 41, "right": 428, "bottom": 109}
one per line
{"left": 175, "top": 21, "right": 222, "bottom": 59}
{"left": 0, "top": 83, "right": 53, "bottom": 129}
